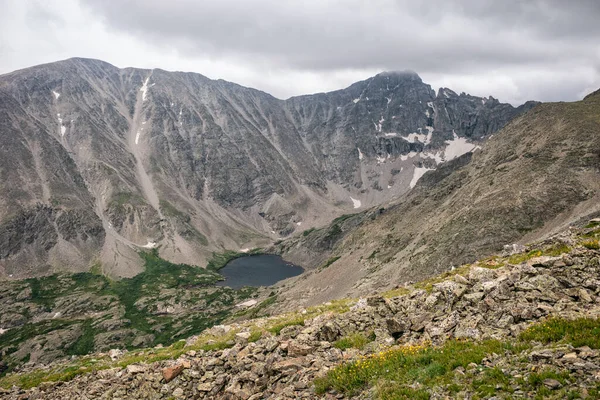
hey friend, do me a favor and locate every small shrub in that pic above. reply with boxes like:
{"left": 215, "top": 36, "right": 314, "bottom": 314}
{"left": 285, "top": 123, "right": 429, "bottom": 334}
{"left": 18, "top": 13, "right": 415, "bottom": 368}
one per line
{"left": 302, "top": 227, "right": 316, "bottom": 237}
{"left": 171, "top": 340, "right": 186, "bottom": 350}
{"left": 248, "top": 329, "right": 262, "bottom": 343}
{"left": 320, "top": 256, "right": 341, "bottom": 269}
{"left": 334, "top": 332, "right": 374, "bottom": 350}
{"left": 582, "top": 239, "right": 600, "bottom": 250}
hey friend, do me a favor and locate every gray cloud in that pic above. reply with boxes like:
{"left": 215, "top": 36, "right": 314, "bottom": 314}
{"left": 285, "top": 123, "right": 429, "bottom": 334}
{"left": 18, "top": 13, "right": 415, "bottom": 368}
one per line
{"left": 79, "top": 0, "right": 599, "bottom": 71}
{"left": 1, "top": 0, "right": 599, "bottom": 104}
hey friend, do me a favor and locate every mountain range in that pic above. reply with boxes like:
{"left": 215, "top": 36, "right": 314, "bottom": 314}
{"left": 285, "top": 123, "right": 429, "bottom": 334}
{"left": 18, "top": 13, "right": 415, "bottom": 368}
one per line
{"left": 0, "top": 58, "right": 536, "bottom": 279}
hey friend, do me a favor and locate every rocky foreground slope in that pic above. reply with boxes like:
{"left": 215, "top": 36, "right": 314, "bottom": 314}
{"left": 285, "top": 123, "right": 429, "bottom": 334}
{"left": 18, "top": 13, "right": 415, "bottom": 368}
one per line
{"left": 2, "top": 221, "right": 600, "bottom": 399}
{"left": 0, "top": 58, "right": 535, "bottom": 278}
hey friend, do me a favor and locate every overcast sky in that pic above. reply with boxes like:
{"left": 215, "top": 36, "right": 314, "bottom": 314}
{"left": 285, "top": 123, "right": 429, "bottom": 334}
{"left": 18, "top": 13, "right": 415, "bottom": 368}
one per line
{"left": 1, "top": 0, "right": 599, "bottom": 104}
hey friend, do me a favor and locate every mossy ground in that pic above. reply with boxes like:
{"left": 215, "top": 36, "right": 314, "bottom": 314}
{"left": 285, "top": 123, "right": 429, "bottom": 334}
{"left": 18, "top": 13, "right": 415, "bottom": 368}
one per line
{"left": 0, "top": 249, "right": 257, "bottom": 380}
{"left": 0, "top": 297, "right": 354, "bottom": 389}
{"left": 316, "top": 318, "right": 600, "bottom": 399}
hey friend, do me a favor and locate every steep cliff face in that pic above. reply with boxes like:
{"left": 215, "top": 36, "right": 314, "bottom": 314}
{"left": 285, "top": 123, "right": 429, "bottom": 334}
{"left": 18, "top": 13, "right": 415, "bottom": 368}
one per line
{"left": 0, "top": 58, "right": 535, "bottom": 278}
{"left": 273, "top": 89, "right": 600, "bottom": 307}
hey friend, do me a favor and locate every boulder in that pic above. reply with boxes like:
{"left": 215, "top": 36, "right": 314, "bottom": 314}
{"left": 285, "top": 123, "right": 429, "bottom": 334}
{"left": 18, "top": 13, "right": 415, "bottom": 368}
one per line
{"left": 287, "top": 342, "right": 313, "bottom": 357}
{"left": 469, "top": 267, "right": 498, "bottom": 282}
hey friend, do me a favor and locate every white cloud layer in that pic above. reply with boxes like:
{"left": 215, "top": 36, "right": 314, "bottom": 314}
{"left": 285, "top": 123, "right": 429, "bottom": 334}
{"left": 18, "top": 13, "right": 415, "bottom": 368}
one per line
{"left": 0, "top": 0, "right": 599, "bottom": 104}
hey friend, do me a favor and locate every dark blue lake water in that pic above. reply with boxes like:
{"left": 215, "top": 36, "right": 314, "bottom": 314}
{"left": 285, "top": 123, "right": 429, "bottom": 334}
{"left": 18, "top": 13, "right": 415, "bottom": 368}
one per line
{"left": 216, "top": 254, "right": 304, "bottom": 289}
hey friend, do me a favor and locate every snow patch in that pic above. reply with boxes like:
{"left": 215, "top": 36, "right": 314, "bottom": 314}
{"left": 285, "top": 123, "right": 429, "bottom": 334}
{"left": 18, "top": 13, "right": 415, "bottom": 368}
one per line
{"left": 384, "top": 132, "right": 398, "bottom": 137}
{"left": 239, "top": 248, "right": 250, "bottom": 253}
{"left": 405, "top": 132, "right": 427, "bottom": 143}
{"left": 421, "top": 132, "right": 477, "bottom": 165}
{"left": 135, "top": 129, "right": 141, "bottom": 145}
{"left": 236, "top": 299, "right": 258, "bottom": 308}
{"left": 387, "top": 184, "right": 392, "bottom": 189}
{"left": 350, "top": 197, "right": 362, "bottom": 209}
{"left": 52, "top": 91, "right": 60, "bottom": 99}
{"left": 386, "top": 96, "right": 392, "bottom": 104}
{"left": 140, "top": 77, "right": 150, "bottom": 101}
{"left": 376, "top": 116, "right": 385, "bottom": 132}
{"left": 427, "top": 101, "right": 434, "bottom": 108}
{"left": 357, "top": 148, "right": 364, "bottom": 160}
{"left": 400, "top": 151, "right": 418, "bottom": 161}
{"left": 57, "top": 113, "right": 65, "bottom": 136}
{"left": 0, "top": 327, "right": 8, "bottom": 335}
{"left": 443, "top": 131, "right": 477, "bottom": 160}
{"left": 296, "top": 221, "right": 302, "bottom": 226}
{"left": 352, "top": 98, "right": 360, "bottom": 104}
{"left": 410, "top": 166, "right": 434, "bottom": 188}
{"left": 53, "top": 312, "right": 62, "bottom": 319}
{"left": 142, "top": 241, "right": 157, "bottom": 249}
{"left": 424, "top": 126, "right": 434, "bottom": 145}
{"left": 376, "top": 155, "right": 386, "bottom": 163}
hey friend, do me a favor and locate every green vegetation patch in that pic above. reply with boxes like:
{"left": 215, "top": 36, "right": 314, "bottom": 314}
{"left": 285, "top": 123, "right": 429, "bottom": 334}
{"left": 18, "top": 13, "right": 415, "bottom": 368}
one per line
{"left": 1, "top": 249, "right": 259, "bottom": 380}
{"left": 302, "top": 227, "right": 316, "bottom": 236}
{"left": 206, "top": 248, "right": 263, "bottom": 271}
{"left": 507, "top": 243, "right": 571, "bottom": 264}
{"left": 66, "top": 319, "right": 95, "bottom": 356}
{"left": 582, "top": 239, "right": 600, "bottom": 250}
{"left": 320, "top": 256, "right": 341, "bottom": 270}
{"left": 315, "top": 339, "right": 513, "bottom": 396}
{"left": 334, "top": 332, "right": 376, "bottom": 350}
{"left": 519, "top": 317, "right": 600, "bottom": 349}
{"left": 109, "top": 248, "right": 225, "bottom": 334}
{"left": 332, "top": 213, "right": 354, "bottom": 225}
{"left": 317, "top": 317, "right": 600, "bottom": 399}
